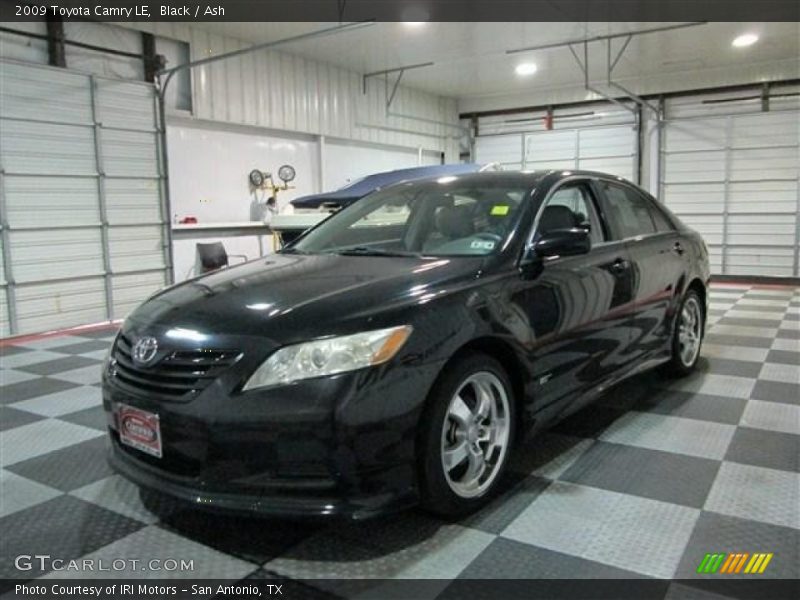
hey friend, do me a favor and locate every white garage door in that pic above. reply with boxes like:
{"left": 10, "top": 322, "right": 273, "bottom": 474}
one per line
{"left": 473, "top": 104, "right": 637, "bottom": 182}
{"left": 661, "top": 94, "right": 800, "bottom": 277}
{"left": 0, "top": 60, "right": 169, "bottom": 337}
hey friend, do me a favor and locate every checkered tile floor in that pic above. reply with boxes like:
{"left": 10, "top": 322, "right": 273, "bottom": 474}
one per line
{"left": 1, "top": 284, "right": 798, "bottom": 593}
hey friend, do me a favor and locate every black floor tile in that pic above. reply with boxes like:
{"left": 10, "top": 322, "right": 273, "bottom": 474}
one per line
{"left": 0, "top": 495, "right": 145, "bottom": 578}
{"left": 457, "top": 537, "right": 651, "bottom": 579}
{"left": 0, "top": 378, "right": 80, "bottom": 405}
{"left": 0, "top": 345, "right": 33, "bottom": 358}
{"left": 551, "top": 405, "right": 626, "bottom": 439}
{"left": 460, "top": 474, "right": 551, "bottom": 534}
{"left": 73, "top": 328, "right": 119, "bottom": 339}
{"left": 6, "top": 436, "right": 113, "bottom": 492}
{"left": 631, "top": 389, "right": 746, "bottom": 426}
{"left": 750, "top": 380, "right": 800, "bottom": 405}
{"left": 696, "top": 357, "right": 762, "bottom": 379}
{"left": 674, "top": 512, "right": 799, "bottom": 580}
{"left": 776, "top": 329, "right": 800, "bottom": 340}
{"left": 17, "top": 355, "right": 102, "bottom": 376}
{"left": 0, "top": 405, "right": 46, "bottom": 431}
{"left": 48, "top": 340, "right": 112, "bottom": 355}
{"left": 766, "top": 350, "right": 800, "bottom": 365}
{"left": 560, "top": 441, "right": 721, "bottom": 508}
{"left": 242, "top": 570, "right": 343, "bottom": 599}
{"left": 57, "top": 405, "right": 108, "bottom": 431}
{"left": 703, "top": 334, "right": 773, "bottom": 349}
{"left": 724, "top": 427, "right": 799, "bottom": 473}
{"left": 716, "top": 317, "right": 781, "bottom": 328}
{"left": 158, "top": 511, "right": 322, "bottom": 565}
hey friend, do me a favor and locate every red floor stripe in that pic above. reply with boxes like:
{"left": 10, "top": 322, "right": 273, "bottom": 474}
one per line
{"left": 0, "top": 320, "right": 121, "bottom": 347}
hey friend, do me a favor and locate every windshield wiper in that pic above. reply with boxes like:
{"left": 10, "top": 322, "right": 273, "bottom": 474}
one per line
{"left": 333, "top": 246, "right": 412, "bottom": 257}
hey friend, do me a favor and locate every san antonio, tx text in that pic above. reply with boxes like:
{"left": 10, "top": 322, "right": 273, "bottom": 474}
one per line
{"left": 16, "top": 583, "right": 282, "bottom": 596}
{"left": 15, "top": 4, "right": 226, "bottom": 18}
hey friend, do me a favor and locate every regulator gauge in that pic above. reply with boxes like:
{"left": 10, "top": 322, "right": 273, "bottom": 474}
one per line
{"left": 277, "top": 164, "right": 296, "bottom": 184}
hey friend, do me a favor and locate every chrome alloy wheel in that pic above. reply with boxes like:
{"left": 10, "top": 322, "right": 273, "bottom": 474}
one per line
{"left": 678, "top": 296, "right": 703, "bottom": 367}
{"left": 440, "top": 371, "right": 511, "bottom": 499}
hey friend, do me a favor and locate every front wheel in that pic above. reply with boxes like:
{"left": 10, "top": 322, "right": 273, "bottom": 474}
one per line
{"left": 418, "top": 353, "right": 515, "bottom": 517}
{"left": 664, "top": 289, "right": 704, "bottom": 377}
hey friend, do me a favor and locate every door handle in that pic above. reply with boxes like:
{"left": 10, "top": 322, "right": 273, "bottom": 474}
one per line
{"left": 672, "top": 242, "right": 685, "bottom": 255}
{"left": 611, "top": 258, "right": 629, "bottom": 273}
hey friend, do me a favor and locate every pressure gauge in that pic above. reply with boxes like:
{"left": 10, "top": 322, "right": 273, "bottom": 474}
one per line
{"left": 249, "top": 169, "right": 265, "bottom": 187}
{"left": 277, "top": 164, "right": 296, "bottom": 183}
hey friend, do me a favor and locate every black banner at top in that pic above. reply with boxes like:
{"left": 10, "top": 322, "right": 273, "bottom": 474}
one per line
{"left": 1, "top": 0, "right": 799, "bottom": 22}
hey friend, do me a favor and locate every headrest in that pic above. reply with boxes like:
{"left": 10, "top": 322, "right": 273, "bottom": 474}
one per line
{"left": 539, "top": 205, "right": 577, "bottom": 233}
{"left": 436, "top": 205, "right": 475, "bottom": 239}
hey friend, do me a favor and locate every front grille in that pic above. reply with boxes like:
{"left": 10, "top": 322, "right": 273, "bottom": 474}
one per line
{"left": 111, "top": 334, "right": 240, "bottom": 399}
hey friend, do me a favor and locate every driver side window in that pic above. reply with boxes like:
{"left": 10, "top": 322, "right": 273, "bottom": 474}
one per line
{"left": 537, "top": 183, "right": 604, "bottom": 244}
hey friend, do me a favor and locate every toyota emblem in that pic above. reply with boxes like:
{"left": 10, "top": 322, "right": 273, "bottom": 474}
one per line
{"left": 132, "top": 336, "right": 159, "bottom": 366}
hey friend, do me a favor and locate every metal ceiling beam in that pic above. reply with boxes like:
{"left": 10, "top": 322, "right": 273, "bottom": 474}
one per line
{"left": 362, "top": 62, "right": 435, "bottom": 95}
{"left": 506, "top": 22, "right": 707, "bottom": 55}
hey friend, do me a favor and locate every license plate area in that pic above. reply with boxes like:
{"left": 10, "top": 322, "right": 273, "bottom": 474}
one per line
{"left": 117, "top": 404, "right": 162, "bottom": 458}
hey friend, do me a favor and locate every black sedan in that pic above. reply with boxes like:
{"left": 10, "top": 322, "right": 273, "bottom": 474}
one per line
{"left": 103, "top": 170, "right": 710, "bottom": 519}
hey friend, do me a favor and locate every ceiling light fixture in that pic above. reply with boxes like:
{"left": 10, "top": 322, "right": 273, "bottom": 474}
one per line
{"left": 515, "top": 62, "right": 538, "bottom": 76}
{"left": 732, "top": 33, "right": 759, "bottom": 48}
{"left": 403, "top": 22, "right": 426, "bottom": 28}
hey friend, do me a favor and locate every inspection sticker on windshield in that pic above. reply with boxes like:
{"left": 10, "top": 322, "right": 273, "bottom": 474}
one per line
{"left": 118, "top": 404, "right": 162, "bottom": 458}
{"left": 471, "top": 240, "right": 496, "bottom": 250}
{"left": 491, "top": 205, "right": 510, "bottom": 216}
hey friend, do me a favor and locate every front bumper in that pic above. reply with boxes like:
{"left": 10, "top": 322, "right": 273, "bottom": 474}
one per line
{"left": 103, "top": 348, "right": 445, "bottom": 520}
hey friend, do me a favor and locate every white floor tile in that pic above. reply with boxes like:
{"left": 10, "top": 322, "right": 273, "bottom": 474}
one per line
{"left": 70, "top": 475, "right": 159, "bottom": 524}
{"left": 502, "top": 482, "right": 700, "bottom": 579}
{"left": 740, "top": 400, "right": 800, "bottom": 435}
{"left": 9, "top": 386, "right": 101, "bottom": 417}
{"left": 0, "top": 469, "right": 62, "bottom": 517}
{"left": 0, "top": 419, "right": 103, "bottom": 467}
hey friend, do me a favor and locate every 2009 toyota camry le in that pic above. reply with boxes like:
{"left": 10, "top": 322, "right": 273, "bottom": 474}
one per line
{"left": 104, "top": 170, "right": 710, "bottom": 519}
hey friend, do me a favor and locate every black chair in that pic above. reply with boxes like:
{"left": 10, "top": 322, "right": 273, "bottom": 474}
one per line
{"left": 187, "top": 242, "right": 248, "bottom": 277}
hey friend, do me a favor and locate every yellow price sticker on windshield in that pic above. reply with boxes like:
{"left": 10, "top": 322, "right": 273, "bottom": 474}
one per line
{"left": 491, "top": 205, "right": 510, "bottom": 216}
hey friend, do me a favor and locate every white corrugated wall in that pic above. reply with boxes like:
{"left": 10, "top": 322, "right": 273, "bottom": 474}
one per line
{"left": 0, "top": 59, "right": 169, "bottom": 336}
{"left": 473, "top": 103, "right": 638, "bottom": 183}
{"left": 125, "top": 23, "right": 460, "bottom": 160}
{"left": 660, "top": 89, "right": 800, "bottom": 277}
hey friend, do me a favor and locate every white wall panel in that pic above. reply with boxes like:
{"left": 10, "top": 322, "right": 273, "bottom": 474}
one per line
{"left": 14, "top": 278, "right": 108, "bottom": 334}
{"left": 0, "top": 59, "right": 168, "bottom": 336}
{"left": 0, "top": 120, "right": 96, "bottom": 176}
{"left": 662, "top": 97, "right": 800, "bottom": 278}
{"left": 323, "top": 141, "right": 433, "bottom": 191}
{"left": 9, "top": 229, "right": 105, "bottom": 282}
{"left": 112, "top": 271, "right": 168, "bottom": 320}
{"left": 126, "top": 23, "right": 459, "bottom": 159}
{"left": 4, "top": 176, "right": 100, "bottom": 228}
{"left": 108, "top": 226, "right": 166, "bottom": 273}
{"left": 474, "top": 134, "right": 523, "bottom": 168}
{"left": 167, "top": 121, "right": 320, "bottom": 221}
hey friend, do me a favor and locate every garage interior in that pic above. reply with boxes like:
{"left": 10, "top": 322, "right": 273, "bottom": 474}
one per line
{"left": 1, "top": 18, "right": 799, "bottom": 592}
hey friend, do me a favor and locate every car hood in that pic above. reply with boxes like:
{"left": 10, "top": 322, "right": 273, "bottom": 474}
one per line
{"left": 127, "top": 253, "right": 485, "bottom": 341}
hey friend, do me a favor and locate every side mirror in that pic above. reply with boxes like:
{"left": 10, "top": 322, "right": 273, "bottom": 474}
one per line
{"left": 533, "top": 228, "right": 591, "bottom": 259}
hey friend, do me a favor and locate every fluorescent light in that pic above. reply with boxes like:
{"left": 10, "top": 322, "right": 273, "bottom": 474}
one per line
{"left": 515, "top": 62, "right": 538, "bottom": 76}
{"left": 732, "top": 33, "right": 759, "bottom": 48}
{"left": 403, "top": 22, "right": 426, "bottom": 28}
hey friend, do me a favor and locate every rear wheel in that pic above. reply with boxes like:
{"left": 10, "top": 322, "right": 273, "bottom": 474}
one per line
{"left": 664, "top": 289, "right": 704, "bottom": 377}
{"left": 418, "top": 353, "right": 515, "bottom": 517}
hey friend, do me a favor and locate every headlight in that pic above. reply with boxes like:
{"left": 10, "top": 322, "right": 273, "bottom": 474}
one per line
{"left": 242, "top": 325, "right": 413, "bottom": 391}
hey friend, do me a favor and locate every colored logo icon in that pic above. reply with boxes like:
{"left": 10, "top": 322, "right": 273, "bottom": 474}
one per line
{"left": 697, "top": 552, "right": 773, "bottom": 574}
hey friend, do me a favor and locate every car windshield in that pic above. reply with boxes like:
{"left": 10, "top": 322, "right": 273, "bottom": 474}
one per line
{"left": 287, "top": 179, "right": 529, "bottom": 257}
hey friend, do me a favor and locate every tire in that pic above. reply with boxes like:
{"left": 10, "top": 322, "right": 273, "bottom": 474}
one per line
{"left": 418, "top": 352, "right": 516, "bottom": 518}
{"left": 663, "top": 289, "right": 705, "bottom": 377}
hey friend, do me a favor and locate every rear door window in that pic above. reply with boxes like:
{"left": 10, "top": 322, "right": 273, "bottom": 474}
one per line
{"left": 597, "top": 181, "right": 656, "bottom": 240}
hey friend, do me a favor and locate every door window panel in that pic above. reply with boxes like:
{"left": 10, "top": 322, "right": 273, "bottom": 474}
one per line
{"left": 538, "top": 184, "right": 604, "bottom": 244}
{"left": 599, "top": 181, "right": 657, "bottom": 239}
